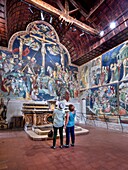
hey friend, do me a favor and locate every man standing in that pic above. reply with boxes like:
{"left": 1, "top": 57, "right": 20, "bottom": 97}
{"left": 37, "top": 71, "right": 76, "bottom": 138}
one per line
{"left": 51, "top": 102, "right": 65, "bottom": 149}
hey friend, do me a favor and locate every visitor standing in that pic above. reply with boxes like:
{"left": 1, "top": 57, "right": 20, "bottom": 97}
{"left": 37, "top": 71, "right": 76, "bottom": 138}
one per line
{"left": 51, "top": 102, "right": 65, "bottom": 149}
{"left": 65, "top": 104, "right": 76, "bottom": 148}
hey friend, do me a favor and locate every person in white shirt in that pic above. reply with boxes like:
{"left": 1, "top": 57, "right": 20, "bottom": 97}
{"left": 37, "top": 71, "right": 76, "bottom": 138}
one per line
{"left": 51, "top": 102, "right": 65, "bottom": 149}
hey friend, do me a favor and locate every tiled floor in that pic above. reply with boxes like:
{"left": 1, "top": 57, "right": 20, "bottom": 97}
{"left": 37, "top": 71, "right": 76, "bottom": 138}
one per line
{"left": 0, "top": 125, "right": 128, "bottom": 170}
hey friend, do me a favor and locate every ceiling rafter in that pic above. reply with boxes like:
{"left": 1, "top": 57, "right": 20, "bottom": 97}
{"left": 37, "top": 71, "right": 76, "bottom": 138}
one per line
{"left": 56, "top": 0, "right": 65, "bottom": 12}
{"left": 69, "top": 0, "right": 88, "bottom": 18}
{"left": 23, "top": 0, "right": 99, "bottom": 35}
{"left": 86, "top": 0, "right": 105, "bottom": 20}
{"left": 56, "top": 0, "right": 79, "bottom": 15}
{"left": 69, "top": 8, "right": 79, "bottom": 14}
{"left": 65, "top": 0, "right": 69, "bottom": 14}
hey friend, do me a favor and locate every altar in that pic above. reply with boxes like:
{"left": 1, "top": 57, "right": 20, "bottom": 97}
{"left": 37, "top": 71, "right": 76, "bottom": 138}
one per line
{"left": 21, "top": 102, "right": 54, "bottom": 128}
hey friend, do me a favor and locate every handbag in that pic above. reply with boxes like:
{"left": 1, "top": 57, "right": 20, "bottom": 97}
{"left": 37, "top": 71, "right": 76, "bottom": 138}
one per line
{"left": 48, "top": 129, "right": 53, "bottom": 138}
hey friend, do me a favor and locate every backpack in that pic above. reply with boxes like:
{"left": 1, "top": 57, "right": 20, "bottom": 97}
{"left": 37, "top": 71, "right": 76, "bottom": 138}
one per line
{"left": 48, "top": 129, "right": 53, "bottom": 138}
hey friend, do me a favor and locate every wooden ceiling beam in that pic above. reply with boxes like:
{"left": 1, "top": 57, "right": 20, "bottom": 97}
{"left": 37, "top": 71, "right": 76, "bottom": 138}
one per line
{"left": 65, "top": 0, "right": 69, "bottom": 14}
{"left": 69, "top": 0, "right": 88, "bottom": 18}
{"left": 86, "top": 0, "right": 105, "bottom": 20}
{"left": 23, "top": 0, "right": 99, "bottom": 35}
{"left": 69, "top": 8, "right": 79, "bottom": 15}
{"left": 56, "top": 0, "right": 65, "bottom": 12}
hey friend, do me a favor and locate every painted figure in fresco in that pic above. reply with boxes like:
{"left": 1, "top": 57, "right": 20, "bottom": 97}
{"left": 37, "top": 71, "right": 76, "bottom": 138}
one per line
{"left": 123, "top": 58, "right": 128, "bottom": 79}
{"left": 48, "top": 79, "right": 55, "bottom": 96}
{"left": 31, "top": 89, "right": 40, "bottom": 101}
{"left": 91, "top": 70, "right": 96, "bottom": 86}
{"left": 80, "top": 67, "right": 86, "bottom": 88}
{"left": 39, "top": 67, "right": 45, "bottom": 77}
{"left": 3, "top": 77, "right": 13, "bottom": 96}
{"left": 95, "top": 68, "right": 101, "bottom": 85}
{"left": 47, "top": 66, "right": 53, "bottom": 78}
{"left": 100, "top": 67, "right": 105, "bottom": 85}
{"left": 30, "top": 33, "right": 56, "bottom": 67}
{"left": 68, "top": 81, "right": 74, "bottom": 98}
{"left": 110, "top": 63, "right": 119, "bottom": 82}
{"left": 90, "top": 95, "right": 94, "bottom": 109}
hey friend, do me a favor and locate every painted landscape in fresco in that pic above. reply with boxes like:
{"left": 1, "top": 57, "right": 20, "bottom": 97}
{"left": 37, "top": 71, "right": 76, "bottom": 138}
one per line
{"left": 0, "top": 21, "right": 79, "bottom": 101}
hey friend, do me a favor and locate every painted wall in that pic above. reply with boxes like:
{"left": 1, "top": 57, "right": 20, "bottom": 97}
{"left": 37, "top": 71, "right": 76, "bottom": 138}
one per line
{"left": 0, "top": 21, "right": 79, "bottom": 103}
{"left": 79, "top": 41, "right": 128, "bottom": 124}
{"left": 0, "top": 21, "right": 80, "bottom": 122}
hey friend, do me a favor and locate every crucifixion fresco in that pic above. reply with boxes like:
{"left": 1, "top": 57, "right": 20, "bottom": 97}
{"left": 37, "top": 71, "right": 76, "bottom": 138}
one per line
{"left": 0, "top": 21, "right": 79, "bottom": 101}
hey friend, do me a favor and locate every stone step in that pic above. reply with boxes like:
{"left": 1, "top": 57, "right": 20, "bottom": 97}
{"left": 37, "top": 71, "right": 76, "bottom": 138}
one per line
{"left": 25, "top": 125, "right": 89, "bottom": 140}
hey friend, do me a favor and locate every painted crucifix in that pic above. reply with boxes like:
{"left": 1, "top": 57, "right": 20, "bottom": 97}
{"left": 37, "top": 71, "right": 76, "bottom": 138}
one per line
{"left": 30, "top": 33, "right": 57, "bottom": 68}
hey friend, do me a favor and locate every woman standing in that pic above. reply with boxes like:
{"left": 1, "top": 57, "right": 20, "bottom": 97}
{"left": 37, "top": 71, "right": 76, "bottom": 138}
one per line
{"left": 65, "top": 104, "right": 76, "bottom": 148}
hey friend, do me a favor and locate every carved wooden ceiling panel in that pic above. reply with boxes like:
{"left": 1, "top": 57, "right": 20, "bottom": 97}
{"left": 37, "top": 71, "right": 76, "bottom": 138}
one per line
{"left": 0, "top": 0, "right": 128, "bottom": 65}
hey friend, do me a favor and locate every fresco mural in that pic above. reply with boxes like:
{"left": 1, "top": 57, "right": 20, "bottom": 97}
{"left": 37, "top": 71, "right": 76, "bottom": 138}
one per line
{"left": 79, "top": 62, "right": 90, "bottom": 89}
{"left": 79, "top": 41, "right": 128, "bottom": 90}
{"left": 0, "top": 50, "right": 13, "bottom": 97}
{"left": 101, "top": 42, "right": 128, "bottom": 85}
{"left": 0, "top": 21, "right": 79, "bottom": 101}
{"left": 89, "top": 56, "right": 101, "bottom": 87}
{"left": 118, "top": 42, "right": 128, "bottom": 81}
{"left": 80, "top": 41, "right": 128, "bottom": 124}
{"left": 88, "top": 84, "right": 118, "bottom": 117}
{"left": 119, "top": 81, "right": 128, "bottom": 115}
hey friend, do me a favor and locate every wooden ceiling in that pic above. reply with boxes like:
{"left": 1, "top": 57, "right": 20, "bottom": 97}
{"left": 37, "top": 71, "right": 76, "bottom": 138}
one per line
{"left": 0, "top": 0, "right": 128, "bottom": 66}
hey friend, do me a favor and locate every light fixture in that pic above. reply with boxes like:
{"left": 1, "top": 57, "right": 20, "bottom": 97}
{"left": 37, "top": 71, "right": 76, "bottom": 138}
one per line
{"left": 80, "top": 32, "right": 85, "bottom": 37}
{"left": 28, "top": 5, "right": 33, "bottom": 13}
{"left": 110, "top": 21, "right": 116, "bottom": 29}
{"left": 100, "top": 30, "right": 104, "bottom": 37}
{"left": 72, "top": 27, "right": 76, "bottom": 32}
{"left": 80, "top": 30, "right": 85, "bottom": 37}
{"left": 73, "top": 28, "right": 76, "bottom": 31}
{"left": 50, "top": 16, "right": 53, "bottom": 23}
{"left": 41, "top": 11, "right": 45, "bottom": 20}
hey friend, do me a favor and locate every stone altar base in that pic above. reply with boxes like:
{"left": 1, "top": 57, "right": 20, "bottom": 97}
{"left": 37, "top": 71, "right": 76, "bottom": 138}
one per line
{"left": 24, "top": 124, "right": 89, "bottom": 141}
{"left": 0, "top": 116, "right": 8, "bottom": 129}
{"left": 0, "top": 121, "right": 8, "bottom": 129}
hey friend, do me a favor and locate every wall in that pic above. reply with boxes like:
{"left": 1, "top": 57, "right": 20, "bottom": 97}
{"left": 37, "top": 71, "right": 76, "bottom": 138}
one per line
{"left": 79, "top": 41, "right": 128, "bottom": 128}
{"left": 0, "top": 21, "right": 79, "bottom": 121}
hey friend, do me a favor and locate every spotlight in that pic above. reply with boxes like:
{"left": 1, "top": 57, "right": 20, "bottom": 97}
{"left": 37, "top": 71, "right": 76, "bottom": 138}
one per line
{"left": 110, "top": 21, "right": 116, "bottom": 29}
{"left": 50, "top": 16, "right": 53, "bottom": 23}
{"left": 80, "top": 32, "right": 84, "bottom": 37}
{"left": 28, "top": 5, "right": 33, "bottom": 13}
{"left": 72, "top": 27, "right": 76, "bottom": 32}
{"left": 100, "top": 30, "right": 104, "bottom": 37}
{"left": 41, "top": 11, "right": 45, "bottom": 20}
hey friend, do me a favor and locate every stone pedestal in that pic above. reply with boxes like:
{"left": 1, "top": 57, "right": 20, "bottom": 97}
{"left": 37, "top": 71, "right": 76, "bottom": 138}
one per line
{"left": 10, "top": 116, "right": 24, "bottom": 129}
{"left": 0, "top": 116, "right": 8, "bottom": 129}
{"left": 22, "top": 103, "right": 53, "bottom": 127}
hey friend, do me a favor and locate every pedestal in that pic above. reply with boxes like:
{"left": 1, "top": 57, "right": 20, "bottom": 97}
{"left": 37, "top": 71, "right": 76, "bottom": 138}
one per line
{"left": 0, "top": 116, "right": 8, "bottom": 129}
